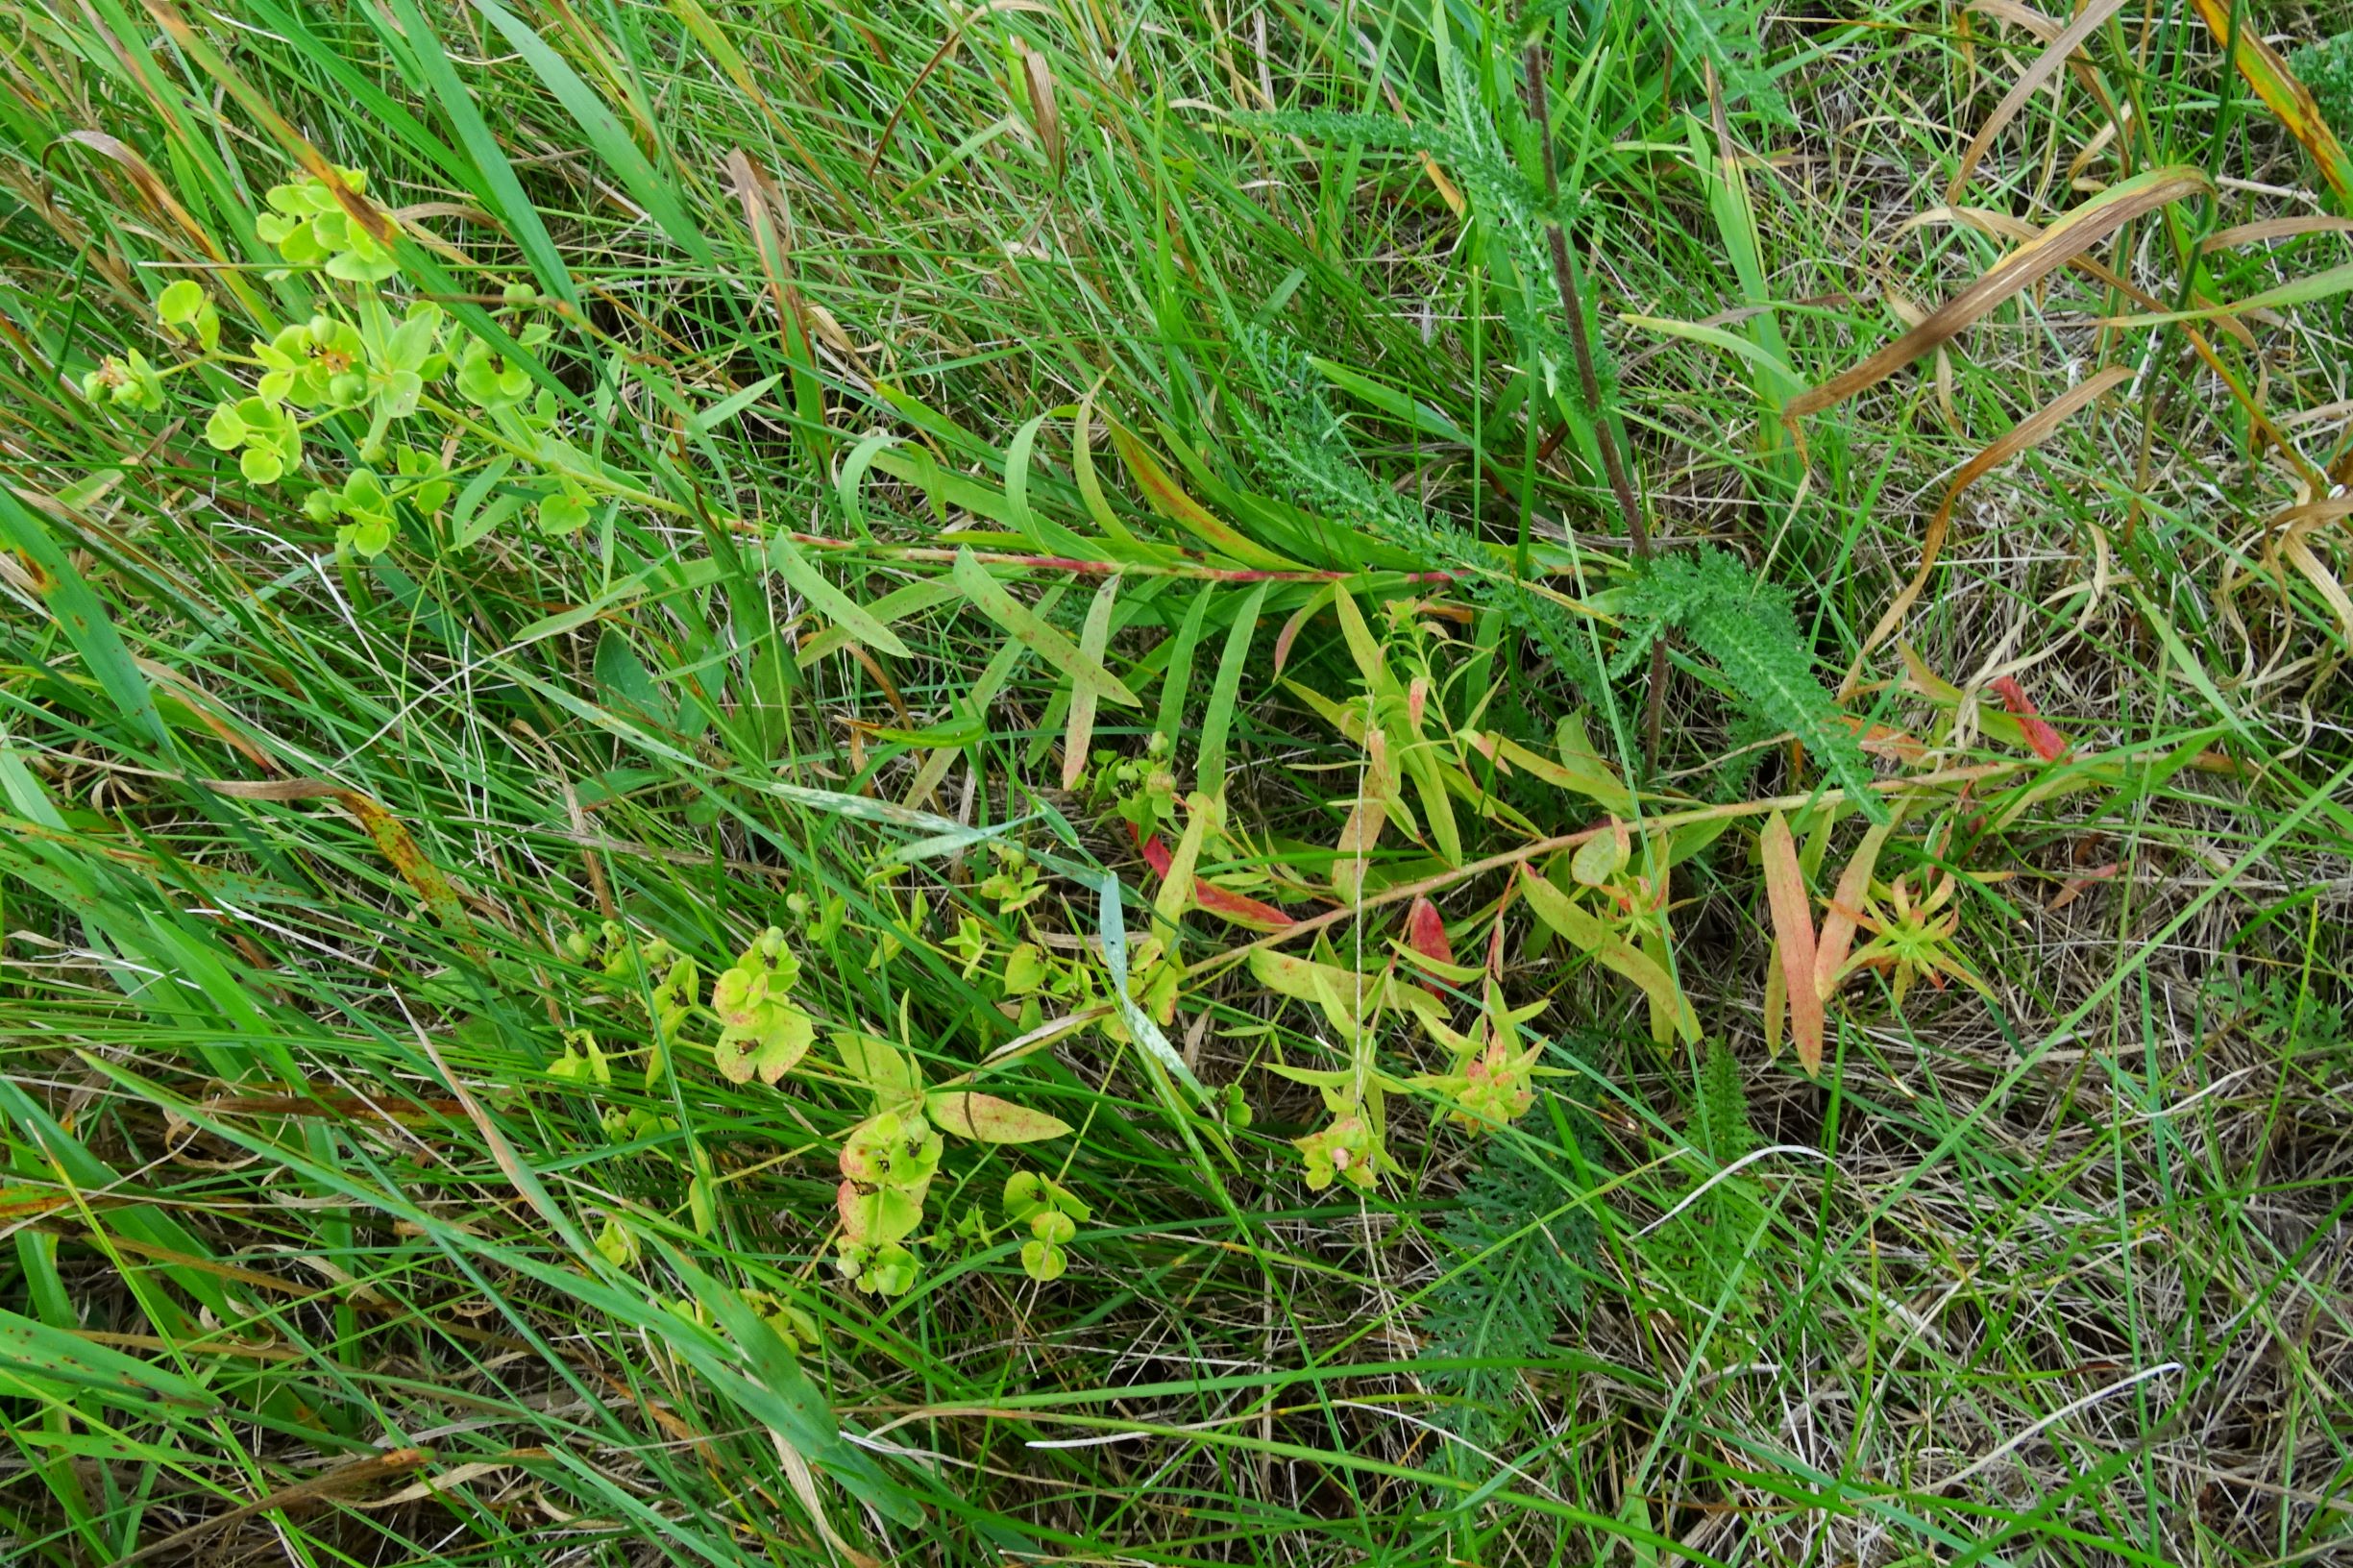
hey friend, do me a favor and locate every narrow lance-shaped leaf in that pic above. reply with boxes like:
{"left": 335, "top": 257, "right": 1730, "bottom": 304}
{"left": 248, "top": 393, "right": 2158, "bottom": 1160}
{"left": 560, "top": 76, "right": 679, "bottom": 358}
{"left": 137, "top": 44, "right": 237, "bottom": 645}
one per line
{"left": 1154, "top": 791, "right": 1213, "bottom": 933}
{"left": 770, "top": 535, "right": 914, "bottom": 658}
{"left": 1096, "top": 872, "right": 1213, "bottom": 1106}
{"left": 925, "top": 1092, "right": 1071, "bottom": 1142}
{"left": 1133, "top": 822, "right": 1294, "bottom": 931}
{"left": 952, "top": 549, "right": 1140, "bottom": 708}
{"left": 1197, "top": 579, "right": 1268, "bottom": 798}
{"left": 1062, "top": 575, "right": 1122, "bottom": 788}
{"left": 472, "top": 0, "right": 715, "bottom": 264}
{"left": 1784, "top": 166, "right": 2208, "bottom": 439}
{"left": 1759, "top": 811, "right": 1825, "bottom": 1074}
{"left": 1815, "top": 821, "right": 1892, "bottom": 999}
{"left": 1519, "top": 867, "right": 1697, "bottom": 1042}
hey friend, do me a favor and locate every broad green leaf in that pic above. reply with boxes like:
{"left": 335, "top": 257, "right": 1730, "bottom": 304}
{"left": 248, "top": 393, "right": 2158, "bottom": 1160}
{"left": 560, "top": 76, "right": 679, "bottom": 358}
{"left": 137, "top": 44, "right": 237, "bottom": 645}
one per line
{"left": 1330, "top": 585, "right": 1389, "bottom": 693}
{"left": 1197, "top": 579, "right": 1268, "bottom": 797}
{"left": 1155, "top": 581, "right": 1215, "bottom": 751}
{"left": 1517, "top": 867, "right": 1609, "bottom": 952}
{"left": 1311, "top": 355, "right": 1467, "bottom": 444}
{"left": 0, "top": 486, "right": 167, "bottom": 751}
{"left": 687, "top": 372, "right": 783, "bottom": 433}
{"left": 835, "top": 1033, "right": 919, "bottom": 1103}
{"left": 838, "top": 1182, "right": 924, "bottom": 1246}
{"left": 1095, "top": 872, "right": 1212, "bottom": 1107}
{"left": 1619, "top": 313, "right": 1796, "bottom": 377}
{"left": 1472, "top": 730, "right": 1636, "bottom": 817}
{"left": 0, "top": 1307, "right": 212, "bottom": 1413}
{"left": 1571, "top": 826, "right": 1628, "bottom": 888}
{"left": 1155, "top": 792, "right": 1213, "bottom": 931}
{"left": 383, "top": 0, "right": 578, "bottom": 301}
{"left": 1109, "top": 423, "right": 1302, "bottom": 571}
{"left": 1062, "top": 575, "right": 1123, "bottom": 788}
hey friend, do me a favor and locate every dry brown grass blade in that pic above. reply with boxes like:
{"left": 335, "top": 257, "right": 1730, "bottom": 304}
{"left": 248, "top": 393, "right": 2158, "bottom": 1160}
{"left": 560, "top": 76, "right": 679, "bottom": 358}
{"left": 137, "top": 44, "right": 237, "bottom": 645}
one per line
{"left": 1908, "top": 203, "right": 2260, "bottom": 349}
{"left": 724, "top": 148, "right": 832, "bottom": 474}
{"left": 52, "top": 129, "right": 223, "bottom": 261}
{"left": 2264, "top": 497, "right": 2353, "bottom": 643}
{"left": 2282, "top": 533, "right": 2353, "bottom": 643}
{"left": 1017, "top": 38, "right": 1063, "bottom": 182}
{"left": 138, "top": 0, "right": 394, "bottom": 245}
{"left": 1966, "top": 0, "right": 2060, "bottom": 45}
{"left": 1785, "top": 167, "right": 2208, "bottom": 444}
{"left": 1947, "top": 0, "right": 2131, "bottom": 203}
{"left": 2189, "top": 0, "right": 2353, "bottom": 210}
{"left": 114, "top": 1449, "right": 429, "bottom": 1567}
{"left": 198, "top": 778, "right": 470, "bottom": 933}
{"left": 2200, "top": 215, "right": 2353, "bottom": 253}
{"left": 1841, "top": 364, "right": 2132, "bottom": 696}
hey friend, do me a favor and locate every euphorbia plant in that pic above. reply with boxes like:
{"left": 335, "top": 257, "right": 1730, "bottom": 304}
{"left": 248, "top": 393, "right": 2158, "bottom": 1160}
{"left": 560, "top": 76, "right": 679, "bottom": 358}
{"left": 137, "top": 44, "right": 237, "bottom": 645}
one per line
{"left": 825, "top": 1023, "right": 1076, "bottom": 1295}
{"left": 80, "top": 163, "right": 624, "bottom": 559}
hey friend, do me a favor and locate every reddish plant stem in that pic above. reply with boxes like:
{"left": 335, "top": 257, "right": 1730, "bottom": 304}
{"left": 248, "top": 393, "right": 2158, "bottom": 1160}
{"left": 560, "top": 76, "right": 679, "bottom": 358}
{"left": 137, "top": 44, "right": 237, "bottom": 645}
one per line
{"left": 1522, "top": 41, "right": 1667, "bottom": 774}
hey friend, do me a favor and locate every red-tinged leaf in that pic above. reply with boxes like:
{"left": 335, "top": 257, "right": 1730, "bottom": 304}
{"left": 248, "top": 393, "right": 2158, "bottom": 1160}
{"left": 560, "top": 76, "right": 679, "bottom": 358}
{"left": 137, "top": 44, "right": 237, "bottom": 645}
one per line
{"left": 1110, "top": 423, "right": 1300, "bottom": 571}
{"left": 1988, "top": 675, "right": 2071, "bottom": 761}
{"left": 1759, "top": 812, "right": 1825, "bottom": 1075}
{"left": 1815, "top": 821, "right": 1892, "bottom": 1000}
{"left": 1408, "top": 675, "right": 1429, "bottom": 729}
{"left": 1405, "top": 896, "right": 1451, "bottom": 968}
{"left": 1832, "top": 713, "right": 1930, "bottom": 768}
{"left": 1192, "top": 880, "right": 1297, "bottom": 932}
{"left": 2047, "top": 862, "right": 2120, "bottom": 912}
{"left": 1402, "top": 895, "right": 1452, "bottom": 994}
{"left": 1128, "top": 822, "right": 1294, "bottom": 931}
{"left": 925, "top": 1091, "right": 1072, "bottom": 1143}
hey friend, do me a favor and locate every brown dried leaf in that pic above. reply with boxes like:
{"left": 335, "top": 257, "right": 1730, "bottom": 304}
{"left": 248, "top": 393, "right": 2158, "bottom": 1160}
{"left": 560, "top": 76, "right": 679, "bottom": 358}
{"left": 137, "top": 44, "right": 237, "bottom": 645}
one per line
{"left": 1785, "top": 167, "right": 2209, "bottom": 445}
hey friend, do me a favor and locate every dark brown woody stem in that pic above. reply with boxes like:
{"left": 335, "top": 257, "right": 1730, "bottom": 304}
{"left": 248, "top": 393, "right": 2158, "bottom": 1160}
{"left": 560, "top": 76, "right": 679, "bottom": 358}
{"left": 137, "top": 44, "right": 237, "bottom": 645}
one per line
{"left": 1522, "top": 40, "right": 1667, "bottom": 773}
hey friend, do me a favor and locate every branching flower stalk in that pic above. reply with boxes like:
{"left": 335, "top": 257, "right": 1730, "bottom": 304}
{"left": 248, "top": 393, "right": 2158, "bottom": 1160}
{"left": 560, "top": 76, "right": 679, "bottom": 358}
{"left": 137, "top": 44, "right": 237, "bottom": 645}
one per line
{"left": 1522, "top": 40, "right": 1668, "bottom": 773}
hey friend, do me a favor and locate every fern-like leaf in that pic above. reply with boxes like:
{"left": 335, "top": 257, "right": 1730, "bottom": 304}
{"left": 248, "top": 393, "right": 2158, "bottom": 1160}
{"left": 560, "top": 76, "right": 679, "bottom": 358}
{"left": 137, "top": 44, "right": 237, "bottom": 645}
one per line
{"left": 1620, "top": 549, "right": 1884, "bottom": 819}
{"left": 1648, "top": 1040, "right": 1768, "bottom": 1333}
{"left": 1416, "top": 1129, "right": 1595, "bottom": 1443}
{"left": 1657, "top": 0, "right": 1793, "bottom": 128}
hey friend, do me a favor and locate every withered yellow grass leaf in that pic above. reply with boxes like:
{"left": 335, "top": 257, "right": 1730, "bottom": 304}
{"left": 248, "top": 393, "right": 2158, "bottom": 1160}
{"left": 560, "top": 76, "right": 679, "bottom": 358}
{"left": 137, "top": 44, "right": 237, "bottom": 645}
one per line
{"left": 1843, "top": 364, "right": 2133, "bottom": 695}
{"left": 1785, "top": 167, "right": 2208, "bottom": 445}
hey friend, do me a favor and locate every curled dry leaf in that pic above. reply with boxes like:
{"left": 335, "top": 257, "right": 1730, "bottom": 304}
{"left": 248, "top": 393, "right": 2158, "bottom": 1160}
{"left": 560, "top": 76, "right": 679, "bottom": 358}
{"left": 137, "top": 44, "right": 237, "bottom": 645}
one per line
{"left": 1841, "top": 364, "right": 2132, "bottom": 697}
{"left": 1947, "top": 0, "right": 2132, "bottom": 203}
